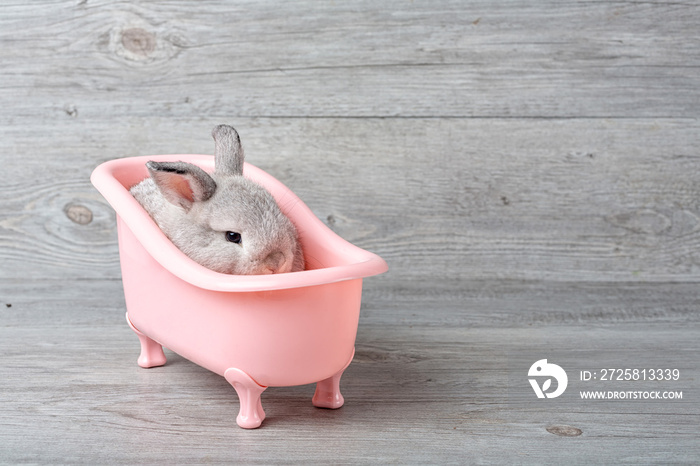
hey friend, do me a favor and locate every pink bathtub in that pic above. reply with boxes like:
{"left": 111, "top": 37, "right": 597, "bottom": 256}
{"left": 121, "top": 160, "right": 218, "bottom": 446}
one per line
{"left": 91, "top": 154, "right": 387, "bottom": 428}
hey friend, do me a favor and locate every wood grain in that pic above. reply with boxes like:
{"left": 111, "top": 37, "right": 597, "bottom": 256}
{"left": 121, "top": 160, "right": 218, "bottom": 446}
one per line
{"left": 0, "top": 290, "right": 697, "bottom": 463}
{"left": 1, "top": 0, "right": 699, "bottom": 464}
{"left": 2, "top": 118, "right": 700, "bottom": 282}
{"left": 0, "top": 1, "right": 699, "bottom": 120}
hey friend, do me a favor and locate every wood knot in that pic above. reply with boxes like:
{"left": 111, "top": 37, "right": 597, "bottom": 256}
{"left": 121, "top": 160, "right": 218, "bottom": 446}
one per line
{"left": 64, "top": 105, "right": 78, "bottom": 118}
{"left": 64, "top": 204, "right": 93, "bottom": 225}
{"left": 121, "top": 28, "right": 156, "bottom": 57}
{"left": 605, "top": 209, "right": 671, "bottom": 235}
{"left": 546, "top": 425, "right": 583, "bottom": 437}
{"left": 106, "top": 24, "right": 182, "bottom": 64}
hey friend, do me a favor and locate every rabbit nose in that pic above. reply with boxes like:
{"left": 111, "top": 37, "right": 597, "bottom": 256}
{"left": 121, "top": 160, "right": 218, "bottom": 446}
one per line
{"left": 263, "top": 251, "right": 286, "bottom": 274}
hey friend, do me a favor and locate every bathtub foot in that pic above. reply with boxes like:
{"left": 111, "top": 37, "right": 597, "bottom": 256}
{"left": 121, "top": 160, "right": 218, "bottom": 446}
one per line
{"left": 312, "top": 347, "right": 355, "bottom": 409}
{"left": 224, "top": 368, "right": 267, "bottom": 429}
{"left": 125, "top": 313, "right": 167, "bottom": 369}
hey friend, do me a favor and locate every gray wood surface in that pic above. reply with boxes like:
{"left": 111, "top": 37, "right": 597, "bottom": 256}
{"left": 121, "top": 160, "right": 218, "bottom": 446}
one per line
{"left": 1, "top": 1, "right": 699, "bottom": 464}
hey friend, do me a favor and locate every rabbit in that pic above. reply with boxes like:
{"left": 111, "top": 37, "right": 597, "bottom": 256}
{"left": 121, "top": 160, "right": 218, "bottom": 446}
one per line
{"left": 129, "top": 124, "right": 304, "bottom": 275}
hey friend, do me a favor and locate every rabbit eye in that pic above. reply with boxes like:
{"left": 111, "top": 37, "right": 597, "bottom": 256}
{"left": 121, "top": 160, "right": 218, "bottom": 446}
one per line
{"left": 225, "top": 231, "right": 242, "bottom": 244}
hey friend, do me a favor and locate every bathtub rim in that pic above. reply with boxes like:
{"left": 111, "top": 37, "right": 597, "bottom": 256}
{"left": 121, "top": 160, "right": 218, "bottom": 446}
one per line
{"left": 91, "top": 154, "right": 388, "bottom": 292}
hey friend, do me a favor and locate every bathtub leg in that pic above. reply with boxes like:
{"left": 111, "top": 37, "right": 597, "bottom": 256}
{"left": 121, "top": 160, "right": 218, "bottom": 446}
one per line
{"left": 312, "top": 347, "right": 355, "bottom": 409}
{"left": 125, "top": 313, "right": 167, "bottom": 369}
{"left": 224, "top": 368, "right": 267, "bottom": 429}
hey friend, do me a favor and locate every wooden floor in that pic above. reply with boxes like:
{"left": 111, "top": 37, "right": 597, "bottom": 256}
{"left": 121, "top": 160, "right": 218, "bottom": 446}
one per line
{"left": 1, "top": 1, "right": 699, "bottom": 464}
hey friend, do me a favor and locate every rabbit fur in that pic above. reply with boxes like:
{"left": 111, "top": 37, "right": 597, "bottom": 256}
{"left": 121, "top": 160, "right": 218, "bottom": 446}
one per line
{"left": 130, "top": 124, "right": 304, "bottom": 275}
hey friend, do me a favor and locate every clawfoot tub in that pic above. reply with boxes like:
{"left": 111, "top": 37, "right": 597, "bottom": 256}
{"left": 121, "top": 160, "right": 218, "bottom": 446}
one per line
{"left": 91, "top": 154, "right": 387, "bottom": 429}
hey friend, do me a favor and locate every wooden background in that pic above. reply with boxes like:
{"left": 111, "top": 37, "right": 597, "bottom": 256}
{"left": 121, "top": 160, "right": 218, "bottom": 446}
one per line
{"left": 1, "top": 1, "right": 698, "bottom": 463}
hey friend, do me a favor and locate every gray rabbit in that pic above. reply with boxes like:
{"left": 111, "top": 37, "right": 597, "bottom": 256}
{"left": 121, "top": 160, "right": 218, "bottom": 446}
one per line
{"left": 130, "top": 125, "right": 304, "bottom": 274}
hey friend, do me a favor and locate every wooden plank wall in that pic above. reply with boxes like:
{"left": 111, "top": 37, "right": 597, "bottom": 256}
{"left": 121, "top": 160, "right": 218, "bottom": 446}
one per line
{"left": 2, "top": 0, "right": 699, "bottom": 285}
{"left": 1, "top": 1, "right": 699, "bottom": 463}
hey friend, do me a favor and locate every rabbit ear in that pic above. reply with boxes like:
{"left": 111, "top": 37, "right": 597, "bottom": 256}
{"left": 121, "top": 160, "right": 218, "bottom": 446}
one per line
{"left": 146, "top": 161, "right": 217, "bottom": 211}
{"left": 212, "top": 124, "right": 244, "bottom": 176}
